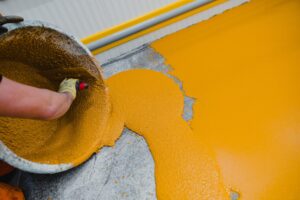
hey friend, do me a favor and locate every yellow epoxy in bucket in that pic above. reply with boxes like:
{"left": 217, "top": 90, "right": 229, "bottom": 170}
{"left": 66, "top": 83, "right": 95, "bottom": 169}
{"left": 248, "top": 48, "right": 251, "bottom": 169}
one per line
{"left": 0, "top": 25, "right": 111, "bottom": 166}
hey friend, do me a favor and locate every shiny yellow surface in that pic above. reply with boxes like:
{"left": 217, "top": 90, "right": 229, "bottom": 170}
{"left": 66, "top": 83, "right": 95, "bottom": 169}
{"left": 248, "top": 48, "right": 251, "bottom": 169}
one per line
{"left": 152, "top": 0, "right": 300, "bottom": 199}
{"left": 107, "top": 70, "right": 228, "bottom": 199}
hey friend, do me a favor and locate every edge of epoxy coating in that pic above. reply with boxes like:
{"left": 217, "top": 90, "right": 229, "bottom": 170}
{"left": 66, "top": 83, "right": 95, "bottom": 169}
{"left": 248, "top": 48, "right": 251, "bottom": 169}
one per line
{"left": 96, "top": 0, "right": 250, "bottom": 64}
{"left": 0, "top": 20, "right": 94, "bottom": 174}
{"left": 0, "top": 141, "right": 73, "bottom": 174}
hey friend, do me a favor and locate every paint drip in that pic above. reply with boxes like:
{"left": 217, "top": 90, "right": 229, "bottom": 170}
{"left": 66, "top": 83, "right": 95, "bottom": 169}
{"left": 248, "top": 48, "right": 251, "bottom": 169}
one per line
{"left": 107, "top": 69, "right": 228, "bottom": 199}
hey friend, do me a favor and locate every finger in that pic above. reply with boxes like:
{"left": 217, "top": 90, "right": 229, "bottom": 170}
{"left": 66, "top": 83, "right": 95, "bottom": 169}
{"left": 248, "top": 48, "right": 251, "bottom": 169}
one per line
{"left": 5, "top": 15, "right": 24, "bottom": 24}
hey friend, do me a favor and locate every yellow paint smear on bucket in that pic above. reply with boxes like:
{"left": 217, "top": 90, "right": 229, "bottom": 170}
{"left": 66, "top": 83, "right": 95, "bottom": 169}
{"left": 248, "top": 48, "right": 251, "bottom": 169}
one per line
{"left": 152, "top": 0, "right": 300, "bottom": 199}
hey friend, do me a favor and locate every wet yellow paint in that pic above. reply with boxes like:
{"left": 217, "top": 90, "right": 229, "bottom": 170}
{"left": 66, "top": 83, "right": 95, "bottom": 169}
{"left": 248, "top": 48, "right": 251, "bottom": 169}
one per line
{"left": 0, "top": 60, "right": 58, "bottom": 157}
{"left": 1, "top": 63, "right": 229, "bottom": 198}
{"left": 152, "top": 0, "right": 300, "bottom": 199}
{"left": 107, "top": 69, "right": 228, "bottom": 199}
{"left": 0, "top": 60, "right": 110, "bottom": 165}
{"left": 1, "top": 1, "right": 299, "bottom": 199}
{"left": 0, "top": 26, "right": 230, "bottom": 199}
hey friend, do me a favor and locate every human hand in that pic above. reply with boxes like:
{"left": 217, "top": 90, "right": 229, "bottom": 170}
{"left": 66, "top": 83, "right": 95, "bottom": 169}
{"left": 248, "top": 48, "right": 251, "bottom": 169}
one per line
{"left": 58, "top": 78, "right": 89, "bottom": 100}
{"left": 0, "top": 13, "right": 23, "bottom": 34}
{"left": 58, "top": 79, "right": 79, "bottom": 100}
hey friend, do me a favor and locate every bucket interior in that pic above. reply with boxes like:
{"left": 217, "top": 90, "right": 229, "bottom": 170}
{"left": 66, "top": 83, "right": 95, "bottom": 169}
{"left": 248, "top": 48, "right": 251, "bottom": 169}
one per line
{"left": 0, "top": 26, "right": 110, "bottom": 166}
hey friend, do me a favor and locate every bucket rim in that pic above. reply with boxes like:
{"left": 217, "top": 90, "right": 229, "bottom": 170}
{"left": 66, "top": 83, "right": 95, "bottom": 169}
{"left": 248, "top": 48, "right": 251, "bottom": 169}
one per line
{"left": 0, "top": 20, "right": 96, "bottom": 174}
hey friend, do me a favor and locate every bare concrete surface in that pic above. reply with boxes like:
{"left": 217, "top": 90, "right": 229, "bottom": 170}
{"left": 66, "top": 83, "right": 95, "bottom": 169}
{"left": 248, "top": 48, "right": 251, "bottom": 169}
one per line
{"left": 19, "top": 129, "right": 156, "bottom": 200}
{"left": 17, "top": 46, "right": 194, "bottom": 200}
{"left": 101, "top": 45, "right": 194, "bottom": 122}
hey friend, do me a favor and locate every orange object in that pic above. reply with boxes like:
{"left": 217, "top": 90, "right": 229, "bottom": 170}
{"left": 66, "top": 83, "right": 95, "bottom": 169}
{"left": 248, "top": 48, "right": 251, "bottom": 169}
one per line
{"left": 0, "top": 161, "right": 14, "bottom": 177}
{"left": 0, "top": 162, "right": 23, "bottom": 200}
{"left": 0, "top": 183, "right": 24, "bottom": 200}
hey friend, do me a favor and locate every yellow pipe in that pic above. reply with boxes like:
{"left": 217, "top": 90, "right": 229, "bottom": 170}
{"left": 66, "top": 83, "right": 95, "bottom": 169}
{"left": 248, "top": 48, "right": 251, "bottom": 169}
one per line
{"left": 90, "top": 0, "right": 227, "bottom": 55}
{"left": 81, "top": 0, "right": 195, "bottom": 45}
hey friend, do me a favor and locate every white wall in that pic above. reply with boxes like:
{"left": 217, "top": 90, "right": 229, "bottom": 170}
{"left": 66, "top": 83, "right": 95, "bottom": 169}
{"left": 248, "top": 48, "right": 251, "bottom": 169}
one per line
{"left": 0, "top": 0, "right": 248, "bottom": 64}
{"left": 0, "top": 0, "right": 175, "bottom": 38}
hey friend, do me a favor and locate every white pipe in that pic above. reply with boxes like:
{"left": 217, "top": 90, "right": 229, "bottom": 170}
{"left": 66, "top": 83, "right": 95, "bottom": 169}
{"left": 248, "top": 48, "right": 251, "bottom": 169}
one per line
{"left": 87, "top": 0, "right": 213, "bottom": 51}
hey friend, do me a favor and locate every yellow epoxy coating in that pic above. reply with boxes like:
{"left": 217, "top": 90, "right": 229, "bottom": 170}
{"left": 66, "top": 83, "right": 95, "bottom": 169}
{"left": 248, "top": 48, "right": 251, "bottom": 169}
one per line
{"left": 152, "top": 0, "right": 300, "bottom": 199}
{"left": 1, "top": 1, "right": 299, "bottom": 198}
{"left": 107, "top": 70, "right": 228, "bottom": 199}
